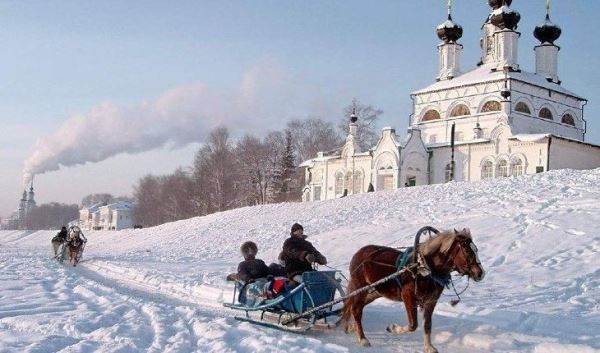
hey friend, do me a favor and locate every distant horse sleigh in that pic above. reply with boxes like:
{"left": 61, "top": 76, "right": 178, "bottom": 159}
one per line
{"left": 224, "top": 226, "right": 485, "bottom": 352}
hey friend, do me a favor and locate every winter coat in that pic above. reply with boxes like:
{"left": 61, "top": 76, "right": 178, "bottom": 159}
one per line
{"left": 53, "top": 229, "right": 68, "bottom": 242}
{"left": 237, "top": 258, "right": 270, "bottom": 282}
{"left": 279, "top": 236, "right": 327, "bottom": 279}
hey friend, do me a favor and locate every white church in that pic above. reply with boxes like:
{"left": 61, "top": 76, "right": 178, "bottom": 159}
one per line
{"left": 299, "top": 0, "right": 600, "bottom": 202}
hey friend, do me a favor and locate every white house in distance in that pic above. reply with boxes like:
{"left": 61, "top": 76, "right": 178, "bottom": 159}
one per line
{"left": 79, "top": 202, "right": 103, "bottom": 231}
{"left": 79, "top": 201, "right": 134, "bottom": 230}
{"left": 300, "top": 0, "right": 600, "bottom": 202}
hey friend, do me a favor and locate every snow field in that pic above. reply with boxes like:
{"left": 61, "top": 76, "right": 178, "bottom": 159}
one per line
{"left": 1, "top": 168, "right": 599, "bottom": 352}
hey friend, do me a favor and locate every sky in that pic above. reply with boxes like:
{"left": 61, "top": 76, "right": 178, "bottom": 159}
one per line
{"left": 1, "top": 0, "right": 599, "bottom": 217}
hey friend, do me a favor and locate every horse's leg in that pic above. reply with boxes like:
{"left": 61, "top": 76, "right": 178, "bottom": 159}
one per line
{"left": 386, "top": 288, "right": 418, "bottom": 335}
{"left": 350, "top": 293, "right": 371, "bottom": 347}
{"left": 70, "top": 248, "right": 76, "bottom": 266}
{"left": 422, "top": 301, "right": 439, "bottom": 353}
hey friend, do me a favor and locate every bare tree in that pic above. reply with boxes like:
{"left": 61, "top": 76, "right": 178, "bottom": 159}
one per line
{"left": 133, "top": 174, "right": 162, "bottom": 227}
{"left": 286, "top": 118, "right": 343, "bottom": 163}
{"left": 235, "top": 134, "right": 271, "bottom": 206}
{"left": 338, "top": 98, "right": 383, "bottom": 151}
{"left": 159, "top": 168, "right": 196, "bottom": 222}
{"left": 80, "top": 193, "right": 114, "bottom": 208}
{"left": 192, "top": 126, "right": 237, "bottom": 213}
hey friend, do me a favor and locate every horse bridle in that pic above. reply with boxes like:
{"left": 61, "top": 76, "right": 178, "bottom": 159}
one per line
{"left": 452, "top": 239, "right": 481, "bottom": 277}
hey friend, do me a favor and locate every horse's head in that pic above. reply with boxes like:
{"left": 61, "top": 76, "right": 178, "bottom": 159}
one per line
{"left": 447, "top": 229, "right": 485, "bottom": 282}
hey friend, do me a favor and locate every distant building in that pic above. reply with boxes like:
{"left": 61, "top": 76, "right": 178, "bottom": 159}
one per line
{"left": 79, "top": 201, "right": 134, "bottom": 230}
{"left": 0, "top": 181, "right": 36, "bottom": 230}
{"left": 79, "top": 202, "right": 105, "bottom": 231}
{"left": 300, "top": 1, "right": 600, "bottom": 201}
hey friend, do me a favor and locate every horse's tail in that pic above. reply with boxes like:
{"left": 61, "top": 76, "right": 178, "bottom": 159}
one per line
{"left": 340, "top": 280, "right": 355, "bottom": 332}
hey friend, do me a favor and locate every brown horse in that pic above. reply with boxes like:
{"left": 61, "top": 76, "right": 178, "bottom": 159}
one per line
{"left": 342, "top": 229, "right": 485, "bottom": 352}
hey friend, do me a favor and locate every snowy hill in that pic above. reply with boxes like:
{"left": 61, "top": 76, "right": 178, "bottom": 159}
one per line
{"left": 1, "top": 169, "right": 599, "bottom": 353}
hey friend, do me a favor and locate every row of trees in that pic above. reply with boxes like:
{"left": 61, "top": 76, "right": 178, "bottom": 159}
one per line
{"left": 80, "top": 193, "right": 133, "bottom": 208}
{"left": 24, "top": 203, "right": 79, "bottom": 230}
{"left": 133, "top": 100, "right": 382, "bottom": 227}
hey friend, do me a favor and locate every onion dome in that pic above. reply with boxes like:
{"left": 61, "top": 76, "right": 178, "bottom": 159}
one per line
{"left": 534, "top": 14, "right": 561, "bottom": 44}
{"left": 350, "top": 107, "right": 358, "bottom": 123}
{"left": 436, "top": 14, "right": 463, "bottom": 43}
{"left": 488, "top": 0, "right": 512, "bottom": 9}
{"left": 490, "top": 3, "right": 520, "bottom": 30}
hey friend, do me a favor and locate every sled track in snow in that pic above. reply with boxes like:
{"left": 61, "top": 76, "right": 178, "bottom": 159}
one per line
{"left": 76, "top": 259, "right": 228, "bottom": 312}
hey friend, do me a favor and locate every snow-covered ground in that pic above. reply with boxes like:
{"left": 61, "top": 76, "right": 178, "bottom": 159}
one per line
{"left": 1, "top": 168, "right": 599, "bottom": 353}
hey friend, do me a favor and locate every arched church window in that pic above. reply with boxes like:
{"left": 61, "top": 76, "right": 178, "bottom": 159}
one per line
{"left": 515, "top": 102, "right": 531, "bottom": 114}
{"left": 422, "top": 110, "right": 441, "bottom": 122}
{"left": 450, "top": 104, "right": 471, "bottom": 117}
{"left": 353, "top": 171, "right": 363, "bottom": 194}
{"left": 538, "top": 108, "right": 554, "bottom": 120}
{"left": 445, "top": 163, "right": 453, "bottom": 182}
{"left": 481, "top": 160, "right": 493, "bottom": 179}
{"left": 510, "top": 158, "right": 523, "bottom": 177}
{"left": 480, "top": 100, "right": 501, "bottom": 113}
{"left": 335, "top": 172, "right": 344, "bottom": 196}
{"left": 561, "top": 114, "right": 575, "bottom": 126}
{"left": 497, "top": 160, "right": 509, "bottom": 177}
{"left": 345, "top": 172, "right": 353, "bottom": 194}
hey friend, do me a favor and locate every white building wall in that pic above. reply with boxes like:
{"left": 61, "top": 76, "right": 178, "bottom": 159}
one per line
{"left": 413, "top": 82, "right": 507, "bottom": 146}
{"left": 510, "top": 82, "right": 584, "bottom": 139}
{"left": 430, "top": 136, "right": 551, "bottom": 184}
{"left": 549, "top": 138, "right": 600, "bottom": 170}
{"left": 413, "top": 80, "right": 585, "bottom": 146}
{"left": 372, "top": 128, "right": 401, "bottom": 191}
{"left": 98, "top": 207, "right": 112, "bottom": 230}
{"left": 112, "top": 209, "right": 134, "bottom": 230}
{"left": 321, "top": 155, "right": 373, "bottom": 200}
{"left": 79, "top": 209, "right": 90, "bottom": 231}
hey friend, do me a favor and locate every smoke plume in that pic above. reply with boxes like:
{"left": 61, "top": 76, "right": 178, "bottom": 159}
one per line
{"left": 22, "top": 61, "right": 289, "bottom": 185}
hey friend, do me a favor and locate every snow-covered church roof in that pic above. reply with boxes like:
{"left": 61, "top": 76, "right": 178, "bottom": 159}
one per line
{"left": 412, "top": 64, "right": 583, "bottom": 99}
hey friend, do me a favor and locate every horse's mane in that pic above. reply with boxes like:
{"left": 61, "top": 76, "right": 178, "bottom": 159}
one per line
{"left": 419, "top": 228, "right": 472, "bottom": 256}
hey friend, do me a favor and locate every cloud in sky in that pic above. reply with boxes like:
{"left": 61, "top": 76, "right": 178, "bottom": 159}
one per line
{"left": 22, "top": 59, "right": 293, "bottom": 185}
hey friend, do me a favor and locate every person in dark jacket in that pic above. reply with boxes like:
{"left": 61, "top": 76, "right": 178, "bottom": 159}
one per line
{"left": 279, "top": 223, "right": 327, "bottom": 282}
{"left": 226, "top": 241, "right": 270, "bottom": 282}
{"left": 51, "top": 226, "right": 68, "bottom": 258}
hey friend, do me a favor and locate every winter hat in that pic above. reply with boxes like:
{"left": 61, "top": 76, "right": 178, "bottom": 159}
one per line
{"left": 290, "top": 223, "right": 304, "bottom": 235}
{"left": 240, "top": 241, "right": 258, "bottom": 258}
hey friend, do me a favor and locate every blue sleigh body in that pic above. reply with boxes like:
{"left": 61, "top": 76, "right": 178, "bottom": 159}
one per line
{"left": 223, "top": 271, "right": 344, "bottom": 332}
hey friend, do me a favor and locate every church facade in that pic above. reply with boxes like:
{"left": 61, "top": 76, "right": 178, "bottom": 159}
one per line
{"left": 300, "top": 0, "right": 600, "bottom": 202}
